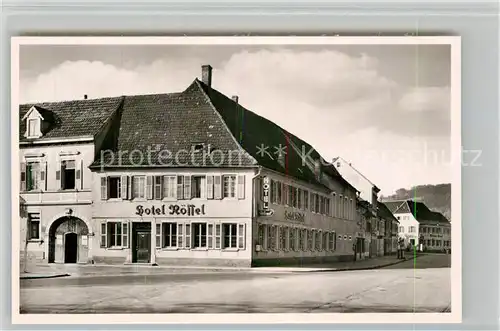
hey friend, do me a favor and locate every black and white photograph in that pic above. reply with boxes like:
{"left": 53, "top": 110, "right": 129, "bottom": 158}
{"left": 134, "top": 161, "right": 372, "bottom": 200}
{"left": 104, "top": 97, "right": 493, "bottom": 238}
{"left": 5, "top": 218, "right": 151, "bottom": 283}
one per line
{"left": 12, "top": 36, "right": 461, "bottom": 324}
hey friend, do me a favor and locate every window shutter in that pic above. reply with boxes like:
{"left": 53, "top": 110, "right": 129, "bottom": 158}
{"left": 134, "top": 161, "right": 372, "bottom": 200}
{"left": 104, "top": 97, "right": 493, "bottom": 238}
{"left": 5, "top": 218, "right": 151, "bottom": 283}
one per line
{"left": 100, "top": 222, "right": 107, "bottom": 248}
{"left": 75, "top": 160, "right": 82, "bottom": 190}
{"left": 20, "top": 162, "right": 26, "bottom": 191}
{"left": 120, "top": 175, "right": 128, "bottom": 199}
{"left": 185, "top": 223, "right": 191, "bottom": 248}
{"left": 215, "top": 223, "right": 222, "bottom": 249}
{"left": 238, "top": 223, "right": 245, "bottom": 249}
{"left": 183, "top": 175, "right": 191, "bottom": 199}
{"left": 237, "top": 175, "right": 245, "bottom": 200}
{"left": 146, "top": 176, "right": 153, "bottom": 200}
{"left": 55, "top": 161, "right": 62, "bottom": 189}
{"left": 177, "top": 222, "right": 185, "bottom": 248}
{"left": 281, "top": 183, "right": 286, "bottom": 204}
{"left": 208, "top": 223, "right": 214, "bottom": 249}
{"left": 100, "top": 177, "right": 108, "bottom": 200}
{"left": 214, "top": 176, "right": 222, "bottom": 200}
{"left": 155, "top": 223, "right": 162, "bottom": 248}
{"left": 177, "top": 176, "right": 184, "bottom": 200}
{"left": 206, "top": 175, "right": 214, "bottom": 199}
{"left": 122, "top": 221, "right": 129, "bottom": 248}
{"left": 39, "top": 162, "right": 47, "bottom": 191}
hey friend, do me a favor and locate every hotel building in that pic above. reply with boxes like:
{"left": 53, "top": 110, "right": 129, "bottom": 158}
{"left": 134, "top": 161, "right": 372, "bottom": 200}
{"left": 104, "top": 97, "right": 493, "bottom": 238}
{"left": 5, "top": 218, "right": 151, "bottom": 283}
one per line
{"left": 19, "top": 65, "right": 360, "bottom": 267}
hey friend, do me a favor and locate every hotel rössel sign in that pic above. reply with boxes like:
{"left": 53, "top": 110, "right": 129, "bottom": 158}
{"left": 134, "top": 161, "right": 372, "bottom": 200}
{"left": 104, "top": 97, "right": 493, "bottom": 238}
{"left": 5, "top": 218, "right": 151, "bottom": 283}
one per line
{"left": 136, "top": 204, "right": 206, "bottom": 217}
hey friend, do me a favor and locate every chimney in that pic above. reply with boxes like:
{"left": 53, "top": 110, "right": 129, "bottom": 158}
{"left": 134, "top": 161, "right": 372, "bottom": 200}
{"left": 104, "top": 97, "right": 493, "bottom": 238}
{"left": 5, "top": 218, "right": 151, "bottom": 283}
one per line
{"left": 201, "top": 65, "right": 213, "bottom": 87}
{"left": 232, "top": 95, "right": 239, "bottom": 104}
{"left": 84, "top": 94, "right": 88, "bottom": 100}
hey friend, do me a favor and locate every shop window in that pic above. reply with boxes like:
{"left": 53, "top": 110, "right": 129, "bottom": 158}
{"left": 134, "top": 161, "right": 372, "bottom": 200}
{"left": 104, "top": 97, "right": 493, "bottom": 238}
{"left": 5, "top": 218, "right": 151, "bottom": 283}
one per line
{"left": 27, "top": 213, "right": 40, "bottom": 240}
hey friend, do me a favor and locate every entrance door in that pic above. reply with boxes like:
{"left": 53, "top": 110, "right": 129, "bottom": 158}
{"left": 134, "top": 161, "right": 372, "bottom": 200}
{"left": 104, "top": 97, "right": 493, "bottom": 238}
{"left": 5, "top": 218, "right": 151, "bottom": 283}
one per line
{"left": 133, "top": 223, "right": 151, "bottom": 263}
{"left": 64, "top": 233, "right": 78, "bottom": 263}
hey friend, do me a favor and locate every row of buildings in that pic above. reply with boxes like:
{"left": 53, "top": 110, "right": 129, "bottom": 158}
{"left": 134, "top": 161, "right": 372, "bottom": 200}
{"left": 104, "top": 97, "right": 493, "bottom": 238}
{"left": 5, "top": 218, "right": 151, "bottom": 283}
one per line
{"left": 18, "top": 65, "right": 451, "bottom": 267}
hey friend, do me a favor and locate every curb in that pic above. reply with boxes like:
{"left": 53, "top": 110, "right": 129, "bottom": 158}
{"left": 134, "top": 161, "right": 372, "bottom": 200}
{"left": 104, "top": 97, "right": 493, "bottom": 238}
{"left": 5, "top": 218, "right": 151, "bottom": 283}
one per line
{"left": 20, "top": 273, "right": 70, "bottom": 280}
{"left": 303, "top": 256, "right": 420, "bottom": 273}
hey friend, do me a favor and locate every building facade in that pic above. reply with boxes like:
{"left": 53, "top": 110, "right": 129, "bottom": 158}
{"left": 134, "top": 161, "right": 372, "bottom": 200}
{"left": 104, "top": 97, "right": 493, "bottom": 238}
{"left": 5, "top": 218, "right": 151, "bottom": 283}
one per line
{"left": 20, "top": 65, "right": 360, "bottom": 267}
{"left": 383, "top": 200, "right": 451, "bottom": 252}
{"left": 19, "top": 97, "right": 123, "bottom": 264}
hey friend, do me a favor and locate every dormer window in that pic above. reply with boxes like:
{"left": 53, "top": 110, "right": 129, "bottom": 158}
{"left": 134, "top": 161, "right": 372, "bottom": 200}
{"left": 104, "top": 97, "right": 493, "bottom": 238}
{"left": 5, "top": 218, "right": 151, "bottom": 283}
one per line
{"left": 22, "top": 106, "right": 45, "bottom": 139}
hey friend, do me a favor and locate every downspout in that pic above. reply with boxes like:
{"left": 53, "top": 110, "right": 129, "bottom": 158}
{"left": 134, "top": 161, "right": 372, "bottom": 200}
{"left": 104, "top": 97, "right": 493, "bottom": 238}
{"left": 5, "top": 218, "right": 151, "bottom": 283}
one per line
{"left": 250, "top": 166, "right": 262, "bottom": 266}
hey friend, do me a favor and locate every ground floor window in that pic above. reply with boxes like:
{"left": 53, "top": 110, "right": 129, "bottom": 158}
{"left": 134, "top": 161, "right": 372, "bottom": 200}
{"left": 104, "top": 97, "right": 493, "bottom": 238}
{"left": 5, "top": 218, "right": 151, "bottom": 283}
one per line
{"left": 100, "top": 221, "right": 128, "bottom": 248}
{"left": 223, "top": 223, "right": 237, "bottom": 248}
{"left": 161, "top": 222, "right": 177, "bottom": 248}
{"left": 27, "top": 213, "right": 40, "bottom": 240}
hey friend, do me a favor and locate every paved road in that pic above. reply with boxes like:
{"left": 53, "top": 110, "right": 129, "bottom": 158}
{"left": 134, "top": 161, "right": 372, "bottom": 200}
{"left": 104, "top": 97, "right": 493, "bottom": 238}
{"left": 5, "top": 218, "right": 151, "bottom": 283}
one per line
{"left": 20, "top": 254, "right": 451, "bottom": 314}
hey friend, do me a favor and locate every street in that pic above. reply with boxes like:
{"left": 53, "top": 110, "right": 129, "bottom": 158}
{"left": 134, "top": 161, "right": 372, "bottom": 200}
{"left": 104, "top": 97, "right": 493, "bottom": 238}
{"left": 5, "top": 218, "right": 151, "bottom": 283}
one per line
{"left": 20, "top": 254, "right": 451, "bottom": 314}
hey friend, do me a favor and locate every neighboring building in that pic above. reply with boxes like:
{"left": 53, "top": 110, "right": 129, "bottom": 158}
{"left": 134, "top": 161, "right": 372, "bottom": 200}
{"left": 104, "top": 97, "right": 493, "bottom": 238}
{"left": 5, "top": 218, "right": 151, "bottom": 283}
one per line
{"left": 19, "top": 96, "right": 123, "bottom": 263}
{"left": 19, "top": 65, "right": 360, "bottom": 267}
{"left": 332, "top": 157, "right": 382, "bottom": 256}
{"left": 376, "top": 202, "right": 399, "bottom": 255}
{"left": 383, "top": 200, "right": 451, "bottom": 252}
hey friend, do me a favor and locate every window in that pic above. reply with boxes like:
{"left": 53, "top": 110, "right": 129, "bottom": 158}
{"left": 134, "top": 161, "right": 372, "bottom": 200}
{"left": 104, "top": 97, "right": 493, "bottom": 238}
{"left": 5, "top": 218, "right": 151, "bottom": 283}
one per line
{"left": 28, "top": 118, "right": 38, "bottom": 137}
{"left": 154, "top": 176, "right": 163, "bottom": 200}
{"left": 399, "top": 226, "right": 404, "bottom": 233}
{"left": 61, "top": 160, "right": 76, "bottom": 190}
{"left": 290, "top": 228, "right": 296, "bottom": 251}
{"left": 163, "top": 176, "right": 176, "bottom": 198}
{"left": 304, "top": 190, "right": 309, "bottom": 210}
{"left": 102, "top": 222, "right": 128, "bottom": 248}
{"left": 276, "top": 181, "right": 282, "bottom": 204}
{"left": 26, "top": 162, "right": 40, "bottom": 191}
{"left": 299, "top": 229, "right": 305, "bottom": 250}
{"left": 279, "top": 227, "right": 287, "bottom": 250}
{"left": 326, "top": 198, "right": 330, "bottom": 216}
{"left": 133, "top": 176, "right": 146, "bottom": 199}
{"left": 315, "top": 194, "right": 320, "bottom": 213}
{"left": 269, "top": 225, "right": 277, "bottom": 251}
{"left": 192, "top": 223, "right": 207, "bottom": 248}
{"left": 315, "top": 231, "right": 321, "bottom": 250}
{"left": 288, "top": 186, "right": 293, "bottom": 207}
{"left": 191, "top": 175, "right": 205, "bottom": 198}
{"left": 223, "top": 223, "right": 237, "bottom": 248}
{"left": 27, "top": 213, "right": 40, "bottom": 240}
{"left": 257, "top": 223, "right": 266, "bottom": 250}
{"left": 162, "top": 222, "right": 177, "bottom": 247}
{"left": 292, "top": 187, "right": 298, "bottom": 208}
{"left": 397, "top": 216, "right": 401, "bottom": 220}
{"left": 329, "top": 232, "right": 336, "bottom": 251}
{"left": 271, "top": 180, "right": 276, "bottom": 204}
{"left": 322, "top": 232, "right": 328, "bottom": 250}
{"left": 297, "top": 189, "right": 302, "bottom": 209}
{"left": 409, "top": 226, "right": 416, "bottom": 233}
{"left": 108, "top": 177, "right": 121, "bottom": 199}
{"left": 307, "top": 230, "right": 313, "bottom": 250}
{"left": 223, "top": 175, "right": 236, "bottom": 198}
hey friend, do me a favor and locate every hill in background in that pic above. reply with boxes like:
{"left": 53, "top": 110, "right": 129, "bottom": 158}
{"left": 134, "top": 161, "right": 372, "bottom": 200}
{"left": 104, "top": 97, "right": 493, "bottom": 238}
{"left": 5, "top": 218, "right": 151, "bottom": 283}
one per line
{"left": 380, "top": 183, "right": 451, "bottom": 221}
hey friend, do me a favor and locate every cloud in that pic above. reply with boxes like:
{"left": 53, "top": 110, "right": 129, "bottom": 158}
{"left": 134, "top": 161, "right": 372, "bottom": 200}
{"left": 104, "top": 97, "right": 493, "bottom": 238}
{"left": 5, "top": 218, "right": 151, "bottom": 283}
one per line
{"left": 20, "top": 47, "right": 452, "bottom": 194}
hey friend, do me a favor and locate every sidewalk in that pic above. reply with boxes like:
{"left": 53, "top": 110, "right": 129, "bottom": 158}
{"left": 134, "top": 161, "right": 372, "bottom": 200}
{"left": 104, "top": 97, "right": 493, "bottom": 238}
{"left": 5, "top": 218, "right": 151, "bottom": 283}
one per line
{"left": 20, "top": 254, "right": 421, "bottom": 279}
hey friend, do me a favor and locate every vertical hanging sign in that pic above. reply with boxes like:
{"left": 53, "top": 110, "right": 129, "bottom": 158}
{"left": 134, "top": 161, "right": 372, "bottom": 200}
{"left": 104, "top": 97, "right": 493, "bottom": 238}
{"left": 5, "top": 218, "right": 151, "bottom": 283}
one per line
{"left": 258, "top": 176, "right": 274, "bottom": 216}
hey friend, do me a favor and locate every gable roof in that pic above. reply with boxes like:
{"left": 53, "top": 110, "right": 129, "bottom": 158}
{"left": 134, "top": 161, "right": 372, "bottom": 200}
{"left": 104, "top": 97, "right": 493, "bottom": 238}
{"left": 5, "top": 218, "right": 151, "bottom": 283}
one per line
{"left": 198, "top": 80, "right": 355, "bottom": 191}
{"left": 383, "top": 200, "right": 450, "bottom": 224}
{"left": 333, "top": 156, "right": 381, "bottom": 193}
{"left": 377, "top": 201, "right": 399, "bottom": 223}
{"left": 19, "top": 97, "right": 123, "bottom": 142}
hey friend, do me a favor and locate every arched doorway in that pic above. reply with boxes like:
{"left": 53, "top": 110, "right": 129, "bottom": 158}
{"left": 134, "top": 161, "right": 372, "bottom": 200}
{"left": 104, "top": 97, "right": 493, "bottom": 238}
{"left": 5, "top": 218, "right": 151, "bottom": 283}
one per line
{"left": 48, "top": 216, "right": 89, "bottom": 263}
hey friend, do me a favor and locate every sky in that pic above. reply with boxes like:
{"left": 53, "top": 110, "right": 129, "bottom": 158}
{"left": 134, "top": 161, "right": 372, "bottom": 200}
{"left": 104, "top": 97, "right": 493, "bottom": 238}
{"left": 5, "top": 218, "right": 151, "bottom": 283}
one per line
{"left": 19, "top": 43, "right": 452, "bottom": 195}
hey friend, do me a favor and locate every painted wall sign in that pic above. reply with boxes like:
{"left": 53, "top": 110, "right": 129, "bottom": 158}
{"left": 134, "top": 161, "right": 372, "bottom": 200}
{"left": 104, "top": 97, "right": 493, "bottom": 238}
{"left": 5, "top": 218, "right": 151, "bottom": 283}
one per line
{"left": 284, "top": 210, "right": 305, "bottom": 222}
{"left": 258, "top": 176, "right": 274, "bottom": 216}
{"left": 136, "top": 204, "right": 206, "bottom": 217}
